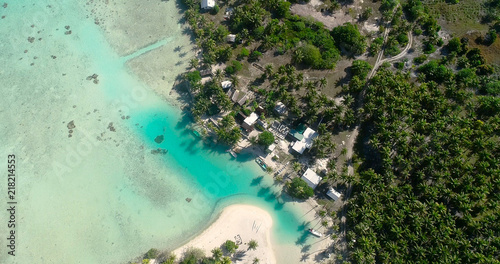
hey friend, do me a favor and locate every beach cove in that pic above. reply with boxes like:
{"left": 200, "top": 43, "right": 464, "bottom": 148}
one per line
{"left": 0, "top": 0, "right": 330, "bottom": 263}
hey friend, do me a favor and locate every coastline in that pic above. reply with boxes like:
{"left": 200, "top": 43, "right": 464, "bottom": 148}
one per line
{"left": 173, "top": 204, "right": 276, "bottom": 264}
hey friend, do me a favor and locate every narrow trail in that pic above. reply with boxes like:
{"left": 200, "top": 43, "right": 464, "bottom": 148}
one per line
{"left": 368, "top": 31, "right": 413, "bottom": 79}
{"left": 337, "top": 7, "right": 413, "bottom": 256}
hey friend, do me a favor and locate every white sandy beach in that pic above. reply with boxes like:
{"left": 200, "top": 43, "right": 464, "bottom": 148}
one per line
{"left": 173, "top": 204, "right": 276, "bottom": 264}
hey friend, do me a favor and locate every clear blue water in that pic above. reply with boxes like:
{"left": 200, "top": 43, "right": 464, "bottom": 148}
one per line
{"left": 0, "top": 0, "right": 314, "bottom": 263}
{"left": 130, "top": 109, "right": 311, "bottom": 242}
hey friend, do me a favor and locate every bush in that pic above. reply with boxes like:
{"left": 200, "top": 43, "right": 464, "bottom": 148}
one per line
{"left": 258, "top": 131, "right": 275, "bottom": 146}
{"left": 240, "top": 48, "right": 250, "bottom": 58}
{"left": 288, "top": 178, "right": 314, "bottom": 199}
{"left": 185, "top": 71, "right": 201, "bottom": 84}
{"left": 350, "top": 60, "right": 372, "bottom": 79}
{"left": 437, "top": 38, "right": 444, "bottom": 47}
{"left": 211, "top": 5, "right": 220, "bottom": 15}
{"left": 225, "top": 66, "right": 235, "bottom": 75}
{"left": 423, "top": 41, "right": 436, "bottom": 54}
{"left": 249, "top": 51, "right": 262, "bottom": 61}
{"left": 224, "top": 240, "right": 238, "bottom": 254}
{"left": 144, "top": 248, "right": 159, "bottom": 259}
{"left": 331, "top": 23, "right": 367, "bottom": 55}
{"left": 414, "top": 54, "right": 427, "bottom": 64}
{"left": 255, "top": 123, "right": 265, "bottom": 131}
{"left": 232, "top": 60, "right": 243, "bottom": 72}
{"left": 296, "top": 44, "right": 322, "bottom": 68}
{"left": 446, "top": 37, "right": 462, "bottom": 54}
{"left": 484, "top": 29, "right": 498, "bottom": 45}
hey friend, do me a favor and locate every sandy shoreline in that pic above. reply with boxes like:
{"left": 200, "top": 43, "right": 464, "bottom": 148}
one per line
{"left": 173, "top": 204, "right": 276, "bottom": 263}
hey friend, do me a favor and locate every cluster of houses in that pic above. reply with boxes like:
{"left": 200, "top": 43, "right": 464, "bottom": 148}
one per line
{"left": 229, "top": 100, "right": 342, "bottom": 202}
{"left": 193, "top": 0, "right": 343, "bottom": 201}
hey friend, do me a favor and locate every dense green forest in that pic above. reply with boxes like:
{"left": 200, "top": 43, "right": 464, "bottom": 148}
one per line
{"left": 347, "top": 54, "right": 499, "bottom": 262}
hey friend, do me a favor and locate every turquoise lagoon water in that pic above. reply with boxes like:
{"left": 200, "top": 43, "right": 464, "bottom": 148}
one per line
{"left": 0, "top": 0, "right": 314, "bottom": 263}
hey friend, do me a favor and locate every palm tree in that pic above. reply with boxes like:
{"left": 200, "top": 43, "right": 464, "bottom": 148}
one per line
{"left": 221, "top": 256, "right": 232, "bottom": 264}
{"left": 264, "top": 64, "right": 274, "bottom": 77}
{"left": 293, "top": 48, "right": 304, "bottom": 64}
{"left": 211, "top": 248, "right": 223, "bottom": 261}
{"left": 248, "top": 239, "right": 259, "bottom": 250}
{"left": 230, "top": 75, "right": 239, "bottom": 88}
{"left": 214, "top": 69, "right": 223, "bottom": 82}
{"left": 293, "top": 162, "right": 301, "bottom": 172}
{"left": 253, "top": 257, "right": 260, "bottom": 264}
{"left": 164, "top": 253, "right": 176, "bottom": 264}
{"left": 189, "top": 58, "right": 199, "bottom": 69}
{"left": 318, "top": 77, "right": 327, "bottom": 89}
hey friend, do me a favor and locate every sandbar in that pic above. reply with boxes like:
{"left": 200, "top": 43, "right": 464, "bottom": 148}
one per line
{"left": 173, "top": 204, "right": 276, "bottom": 264}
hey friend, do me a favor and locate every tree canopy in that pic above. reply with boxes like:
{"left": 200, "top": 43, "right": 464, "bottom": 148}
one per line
{"left": 331, "top": 23, "right": 367, "bottom": 55}
{"left": 288, "top": 178, "right": 315, "bottom": 199}
{"left": 258, "top": 131, "right": 275, "bottom": 146}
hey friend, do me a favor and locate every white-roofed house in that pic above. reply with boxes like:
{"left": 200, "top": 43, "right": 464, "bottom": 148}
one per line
{"left": 201, "top": 0, "right": 215, "bottom": 9}
{"left": 274, "top": 101, "right": 287, "bottom": 115}
{"left": 227, "top": 34, "right": 236, "bottom": 43}
{"left": 266, "top": 143, "right": 276, "bottom": 153}
{"left": 327, "top": 188, "right": 341, "bottom": 201}
{"left": 221, "top": 80, "right": 232, "bottom": 90}
{"left": 301, "top": 168, "right": 322, "bottom": 189}
{"left": 291, "top": 127, "right": 318, "bottom": 154}
{"left": 242, "top": 112, "right": 258, "bottom": 132}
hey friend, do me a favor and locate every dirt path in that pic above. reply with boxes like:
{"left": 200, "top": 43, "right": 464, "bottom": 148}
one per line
{"left": 338, "top": 8, "right": 414, "bottom": 255}
{"left": 368, "top": 30, "right": 413, "bottom": 79}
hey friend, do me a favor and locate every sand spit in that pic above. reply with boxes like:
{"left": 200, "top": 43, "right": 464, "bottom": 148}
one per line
{"left": 173, "top": 204, "right": 276, "bottom": 264}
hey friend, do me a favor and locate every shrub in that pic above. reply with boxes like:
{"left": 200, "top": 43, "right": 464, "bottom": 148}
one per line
{"left": 224, "top": 240, "right": 238, "bottom": 254}
{"left": 232, "top": 60, "right": 243, "bottom": 72}
{"left": 446, "top": 37, "right": 462, "bottom": 54}
{"left": 144, "top": 248, "right": 159, "bottom": 259}
{"left": 249, "top": 51, "right": 262, "bottom": 61}
{"left": 255, "top": 123, "right": 265, "bottom": 131}
{"left": 437, "top": 38, "right": 444, "bottom": 47}
{"left": 225, "top": 66, "right": 235, "bottom": 75}
{"left": 240, "top": 48, "right": 250, "bottom": 58}
{"left": 423, "top": 41, "right": 436, "bottom": 54}
{"left": 331, "top": 23, "right": 367, "bottom": 55}
{"left": 414, "top": 54, "right": 427, "bottom": 64}
{"left": 185, "top": 71, "right": 201, "bottom": 84}
{"left": 211, "top": 5, "right": 219, "bottom": 15}
{"left": 258, "top": 131, "right": 275, "bottom": 146}
{"left": 296, "top": 44, "right": 321, "bottom": 68}
{"left": 351, "top": 60, "right": 372, "bottom": 79}
{"left": 288, "top": 178, "right": 315, "bottom": 199}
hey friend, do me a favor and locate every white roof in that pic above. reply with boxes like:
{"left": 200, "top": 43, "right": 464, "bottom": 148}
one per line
{"left": 327, "top": 188, "right": 341, "bottom": 201}
{"left": 221, "top": 80, "right": 232, "bottom": 89}
{"left": 227, "top": 34, "right": 236, "bottom": 42}
{"left": 274, "top": 101, "right": 287, "bottom": 114}
{"left": 292, "top": 127, "right": 318, "bottom": 154}
{"left": 302, "top": 168, "right": 321, "bottom": 189}
{"left": 268, "top": 143, "right": 276, "bottom": 152}
{"left": 201, "top": 0, "right": 215, "bottom": 9}
{"left": 243, "top": 112, "right": 258, "bottom": 126}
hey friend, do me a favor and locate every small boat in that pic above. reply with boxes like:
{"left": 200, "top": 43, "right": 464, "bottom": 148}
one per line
{"left": 308, "top": 228, "right": 323, "bottom": 237}
{"left": 227, "top": 149, "right": 237, "bottom": 158}
{"left": 192, "top": 130, "right": 201, "bottom": 137}
{"left": 255, "top": 157, "right": 267, "bottom": 170}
